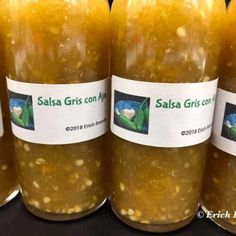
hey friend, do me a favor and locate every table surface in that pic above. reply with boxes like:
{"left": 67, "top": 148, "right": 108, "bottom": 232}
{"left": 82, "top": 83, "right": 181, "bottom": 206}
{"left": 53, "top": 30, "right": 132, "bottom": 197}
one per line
{"left": 0, "top": 196, "right": 233, "bottom": 236}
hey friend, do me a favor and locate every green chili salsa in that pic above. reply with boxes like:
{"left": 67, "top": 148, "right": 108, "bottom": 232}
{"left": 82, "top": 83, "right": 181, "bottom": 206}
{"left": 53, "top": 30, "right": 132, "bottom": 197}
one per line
{"left": 110, "top": 0, "right": 225, "bottom": 231}
{"left": 202, "top": 0, "right": 236, "bottom": 227}
{"left": 0, "top": 25, "right": 18, "bottom": 205}
{"left": 3, "top": 0, "right": 109, "bottom": 219}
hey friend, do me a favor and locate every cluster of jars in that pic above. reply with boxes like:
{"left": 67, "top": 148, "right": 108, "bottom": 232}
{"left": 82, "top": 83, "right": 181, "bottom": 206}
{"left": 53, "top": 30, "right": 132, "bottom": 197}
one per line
{"left": 0, "top": 0, "right": 236, "bottom": 234}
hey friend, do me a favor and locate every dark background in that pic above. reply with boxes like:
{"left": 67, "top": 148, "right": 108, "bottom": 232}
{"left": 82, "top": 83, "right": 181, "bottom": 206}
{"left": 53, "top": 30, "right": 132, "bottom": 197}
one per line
{"left": 0, "top": 198, "right": 233, "bottom": 236}
{"left": 1, "top": 0, "right": 233, "bottom": 236}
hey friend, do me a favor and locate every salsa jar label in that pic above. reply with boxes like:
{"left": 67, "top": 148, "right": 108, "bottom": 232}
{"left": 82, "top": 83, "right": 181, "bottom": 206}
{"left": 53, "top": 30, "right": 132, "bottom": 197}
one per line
{"left": 0, "top": 103, "right": 3, "bottom": 137}
{"left": 7, "top": 78, "right": 109, "bottom": 145}
{"left": 111, "top": 75, "right": 218, "bottom": 148}
{"left": 211, "top": 88, "right": 236, "bottom": 155}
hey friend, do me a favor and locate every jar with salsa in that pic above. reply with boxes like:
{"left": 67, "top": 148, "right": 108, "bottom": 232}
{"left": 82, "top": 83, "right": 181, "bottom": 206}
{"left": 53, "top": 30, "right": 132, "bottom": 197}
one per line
{"left": 3, "top": 0, "right": 110, "bottom": 220}
{"left": 110, "top": 0, "right": 226, "bottom": 232}
{"left": 202, "top": 0, "right": 236, "bottom": 233}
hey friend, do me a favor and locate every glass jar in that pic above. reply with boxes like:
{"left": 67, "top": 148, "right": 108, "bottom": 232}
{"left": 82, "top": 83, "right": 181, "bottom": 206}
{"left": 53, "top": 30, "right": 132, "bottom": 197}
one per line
{"left": 3, "top": 0, "right": 109, "bottom": 220}
{"left": 110, "top": 0, "right": 225, "bottom": 232}
{"left": 201, "top": 0, "right": 236, "bottom": 233}
{"left": 0, "top": 11, "right": 18, "bottom": 207}
{"left": 0, "top": 65, "right": 18, "bottom": 208}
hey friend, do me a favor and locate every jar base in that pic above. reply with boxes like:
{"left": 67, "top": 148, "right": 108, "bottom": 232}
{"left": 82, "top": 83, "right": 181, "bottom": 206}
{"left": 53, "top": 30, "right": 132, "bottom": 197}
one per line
{"left": 202, "top": 204, "right": 236, "bottom": 234}
{"left": 23, "top": 198, "right": 107, "bottom": 221}
{"left": 111, "top": 207, "right": 195, "bottom": 233}
{"left": 0, "top": 187, "right": 19, "bottom": 207}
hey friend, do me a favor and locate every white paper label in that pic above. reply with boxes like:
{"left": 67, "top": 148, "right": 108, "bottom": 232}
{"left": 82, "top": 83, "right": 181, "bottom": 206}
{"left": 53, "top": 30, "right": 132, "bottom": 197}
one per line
{"left": 0, "top": 103, "right": 3, "bottom": 137}
{"left": 111, "top": 76, "right": 218, "bottom": 148}
{"left": 7, "top": 78, "right": 109, "bottom": 145}
{"left": 211, "top": 88, "right": 236, "bottom": 156}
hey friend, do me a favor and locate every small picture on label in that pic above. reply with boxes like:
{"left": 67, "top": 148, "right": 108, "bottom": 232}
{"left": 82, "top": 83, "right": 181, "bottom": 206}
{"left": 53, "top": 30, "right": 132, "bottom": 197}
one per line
{"left": 8, "top": 91, "right": 35, "bottom": 131}
{"left": 221, "top": 103, "right": 236, "bottom": 142}
{"left": 114, "top": 90, "right": 150, "bottom": 134}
